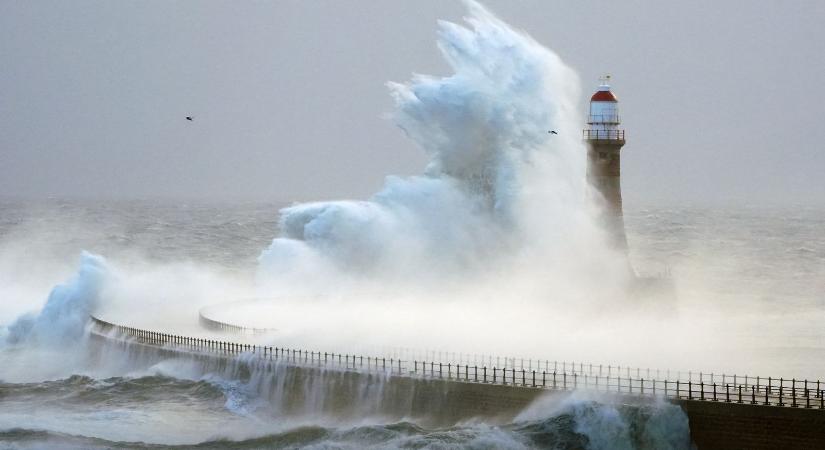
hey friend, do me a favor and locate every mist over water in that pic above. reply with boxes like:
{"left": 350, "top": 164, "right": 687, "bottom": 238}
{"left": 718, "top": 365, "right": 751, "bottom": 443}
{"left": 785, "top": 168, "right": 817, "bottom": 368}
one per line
{"left": 1, "top": 199, "right": 823, "bottom": 448}
{"left": 1, "top": 1, "right": 823, "bottom": 448}
{"left": 258, "top": 1, "right": 615, "bottom": 291}
{"left": 246, "top": 1, "right": 633, "bottom": 365}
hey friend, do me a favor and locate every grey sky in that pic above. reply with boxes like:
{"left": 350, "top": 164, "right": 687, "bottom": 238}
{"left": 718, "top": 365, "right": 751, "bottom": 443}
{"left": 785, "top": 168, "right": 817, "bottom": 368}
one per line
{"left": 2, "top": 0, "right": 823, "bottom": 206}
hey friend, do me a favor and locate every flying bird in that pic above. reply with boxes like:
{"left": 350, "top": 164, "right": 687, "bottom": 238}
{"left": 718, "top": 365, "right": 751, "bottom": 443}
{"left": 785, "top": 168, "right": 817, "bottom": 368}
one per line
{"left": 186, "top": 116, "right": 194, "bottom": 121}
{"left": 548, "top": 130, "right": 557, "bottom": 134}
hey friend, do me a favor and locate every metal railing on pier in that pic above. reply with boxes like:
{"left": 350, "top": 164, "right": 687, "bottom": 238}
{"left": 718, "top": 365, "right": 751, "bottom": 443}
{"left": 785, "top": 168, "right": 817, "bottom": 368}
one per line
{"left": 411, "top": 360, "right": 825, "bottom": 409}
{"left": 198, "top": 309, "right": 273, "bottom": 336}
{"left": 91, "top": 316, "right": 405, "bottom": 375}
{"left": 376, "top": 350, "right": 799, "bottom": 397}
{"left": 89, "top": 316, "right": 824, "bottom": 410}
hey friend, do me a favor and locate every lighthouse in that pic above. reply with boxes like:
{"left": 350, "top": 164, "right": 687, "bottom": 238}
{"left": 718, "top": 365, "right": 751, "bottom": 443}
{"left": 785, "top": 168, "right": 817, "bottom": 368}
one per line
{"left": 584, "top": 76, "right": 628, "bottom": 249}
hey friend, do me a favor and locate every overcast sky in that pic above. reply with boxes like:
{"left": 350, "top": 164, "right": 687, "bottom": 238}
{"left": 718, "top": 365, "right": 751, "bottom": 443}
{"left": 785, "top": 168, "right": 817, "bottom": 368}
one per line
{"left": 2, "top": 0, "right": 823, "bottom": 206}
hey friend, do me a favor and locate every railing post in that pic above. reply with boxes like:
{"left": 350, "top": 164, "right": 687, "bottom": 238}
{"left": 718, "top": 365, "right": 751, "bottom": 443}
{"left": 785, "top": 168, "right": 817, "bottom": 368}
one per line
{"left": 805, "top": 380, "right": 810, "bottom": 408}
{"left": 792, "top": 384, "right": 798, "bottom": 408}
{"left": 688, "top": 381, "right": 693, "bottom": 400}
{"left": 791, "top": 379, "right": 797, "bottom": 407}
{"left": 765, "top": 377, "right": 771, "bottom": 406}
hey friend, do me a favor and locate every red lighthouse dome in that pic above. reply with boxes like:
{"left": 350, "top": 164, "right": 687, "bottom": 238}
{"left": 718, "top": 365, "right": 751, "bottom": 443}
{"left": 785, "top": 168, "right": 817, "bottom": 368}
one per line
{"left": 587, "top": 77, "right": 621, "bottom": 127}
{"left": 590, "top": 88, "right": 618, "bottom": 102}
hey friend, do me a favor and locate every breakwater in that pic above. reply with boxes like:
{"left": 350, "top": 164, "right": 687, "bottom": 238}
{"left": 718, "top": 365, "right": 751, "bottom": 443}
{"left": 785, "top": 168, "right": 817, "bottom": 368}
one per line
{"left": 89, "top": 315, "right": 825, "bottom": 448}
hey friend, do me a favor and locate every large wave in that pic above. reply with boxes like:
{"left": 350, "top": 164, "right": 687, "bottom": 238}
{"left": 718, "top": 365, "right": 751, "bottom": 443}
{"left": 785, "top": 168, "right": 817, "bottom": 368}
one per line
{"left": 3, "top": 251, "right": 111, "bottom": 347}
{"left": 258, "top": 1, "right": 621, "bottom": 291}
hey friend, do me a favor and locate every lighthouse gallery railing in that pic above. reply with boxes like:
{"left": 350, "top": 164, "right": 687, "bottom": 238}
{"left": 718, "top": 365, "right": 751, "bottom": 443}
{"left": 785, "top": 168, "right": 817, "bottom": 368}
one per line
{"left": 583, "top": 129, "right": 625, "bottom": 140}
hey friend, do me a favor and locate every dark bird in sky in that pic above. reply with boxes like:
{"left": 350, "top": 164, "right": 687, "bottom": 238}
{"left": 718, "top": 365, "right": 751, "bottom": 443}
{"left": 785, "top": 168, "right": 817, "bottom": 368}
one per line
{"left": 186, "top": 116, "right": 194, "bottom": 121}
{"left": 548, "top": 130, "right": 557, "bottom": 134}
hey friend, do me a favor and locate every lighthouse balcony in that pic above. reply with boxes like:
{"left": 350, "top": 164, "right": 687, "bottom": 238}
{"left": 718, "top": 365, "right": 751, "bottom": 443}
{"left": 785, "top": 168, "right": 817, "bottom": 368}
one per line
{"left": 583, "top": 129, "right": 625, "bottom": 141}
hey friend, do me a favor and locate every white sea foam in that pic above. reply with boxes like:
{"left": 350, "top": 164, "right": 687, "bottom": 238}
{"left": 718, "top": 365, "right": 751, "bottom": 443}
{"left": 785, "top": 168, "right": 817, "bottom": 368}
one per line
{"left": 517, "top": 391, "right": 692, "bottom": 450}
{"left": 3, "top": 251, "right": 111, "bottom": 347}
{"left": 257, "top": 0, "right": 623, "bottom": 295}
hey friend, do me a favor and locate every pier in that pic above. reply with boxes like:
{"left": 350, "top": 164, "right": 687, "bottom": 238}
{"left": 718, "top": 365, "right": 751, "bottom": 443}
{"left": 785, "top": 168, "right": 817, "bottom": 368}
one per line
{"left": 89, "top": 315, "right": 825, "bottom": 449}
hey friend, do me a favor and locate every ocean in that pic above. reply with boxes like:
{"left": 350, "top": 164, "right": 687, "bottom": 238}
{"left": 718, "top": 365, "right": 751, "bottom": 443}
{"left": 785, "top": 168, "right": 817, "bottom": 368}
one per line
{"left": 0, "top": 199, "right": 822, "bottom": 449}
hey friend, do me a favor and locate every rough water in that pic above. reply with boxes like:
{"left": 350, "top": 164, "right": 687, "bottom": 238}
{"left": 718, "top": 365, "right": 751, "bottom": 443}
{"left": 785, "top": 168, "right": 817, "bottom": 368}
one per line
{"left": 2, "top": 1, "right": 824, "bottom": 447}
{"left": 1, "top": 199, "right": 823, "bottom": 449}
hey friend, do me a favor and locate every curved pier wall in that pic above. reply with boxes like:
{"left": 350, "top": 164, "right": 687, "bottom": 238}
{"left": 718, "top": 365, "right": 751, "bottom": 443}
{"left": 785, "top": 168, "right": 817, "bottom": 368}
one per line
{"left": 88, "top": 332, "right": 825, "bottom": 448}
{"left": 87, "top": 332, "right": 547, "bottom": 426}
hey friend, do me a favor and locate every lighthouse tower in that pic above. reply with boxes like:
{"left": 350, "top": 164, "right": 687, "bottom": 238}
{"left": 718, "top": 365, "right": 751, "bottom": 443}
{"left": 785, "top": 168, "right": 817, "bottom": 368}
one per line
{"left": 584, "top": 76, "right": 628, "bottom": 249}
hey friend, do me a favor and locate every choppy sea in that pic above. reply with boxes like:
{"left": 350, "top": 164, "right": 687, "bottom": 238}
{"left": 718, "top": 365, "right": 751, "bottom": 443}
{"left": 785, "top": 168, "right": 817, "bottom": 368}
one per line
{"left": 0, "top": 199, "right": 822, "bottom": 449}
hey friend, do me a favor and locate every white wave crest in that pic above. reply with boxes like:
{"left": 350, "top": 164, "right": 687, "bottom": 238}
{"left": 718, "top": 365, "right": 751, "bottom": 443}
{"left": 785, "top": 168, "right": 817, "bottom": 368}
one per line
{"left": 258, "top": 1, "right": 617, "bottom": 291}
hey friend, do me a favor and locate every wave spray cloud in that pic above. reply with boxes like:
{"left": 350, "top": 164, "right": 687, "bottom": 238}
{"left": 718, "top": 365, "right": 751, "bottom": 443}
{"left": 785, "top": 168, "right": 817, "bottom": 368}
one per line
{"left": 258, "top": 1, "right": 625, "bottom": 298}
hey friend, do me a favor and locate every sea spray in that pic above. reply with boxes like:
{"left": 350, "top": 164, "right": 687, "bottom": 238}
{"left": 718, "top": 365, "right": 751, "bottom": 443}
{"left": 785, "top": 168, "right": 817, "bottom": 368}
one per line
{"left": 3, "top": 251, "right": 110, "bottom": 346}
{"left": 516, "top": 391, "right": 692, "bottom": 450}
{"left": 257, "top": 0, "right": 621, "bottom": 293}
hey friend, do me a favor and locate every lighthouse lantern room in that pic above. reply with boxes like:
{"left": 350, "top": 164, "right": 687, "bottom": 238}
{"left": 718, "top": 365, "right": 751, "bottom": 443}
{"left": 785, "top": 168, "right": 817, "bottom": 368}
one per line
{"left": 585, "top": 75, "right": 624, "bottom": 140}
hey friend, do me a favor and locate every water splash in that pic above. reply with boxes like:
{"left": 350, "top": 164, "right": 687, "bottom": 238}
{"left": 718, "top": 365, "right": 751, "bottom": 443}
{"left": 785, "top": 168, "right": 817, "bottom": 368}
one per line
{"left": 258, "top": 1, "right": 616, "bottom": 292}
{"left": 3, "top": 251, "right": 111, "bottom": 347}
